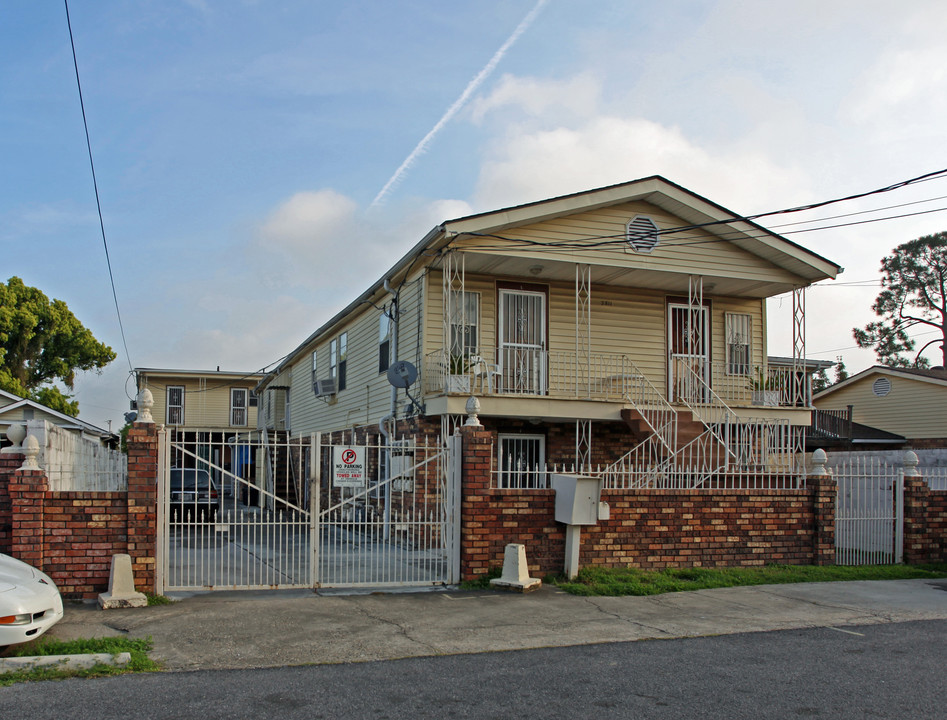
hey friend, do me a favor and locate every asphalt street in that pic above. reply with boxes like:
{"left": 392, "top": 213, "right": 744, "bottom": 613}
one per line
{"left": 1, "top": 620, "right": 944, "bottom": 719}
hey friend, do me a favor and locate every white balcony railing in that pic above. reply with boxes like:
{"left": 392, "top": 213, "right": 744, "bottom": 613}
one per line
{"left": 424, "top": 350, "right": 808, "bottom": 408}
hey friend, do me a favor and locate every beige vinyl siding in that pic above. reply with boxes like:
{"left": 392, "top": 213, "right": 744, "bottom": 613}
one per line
{"left": 451, "top": 200, "right": 800, "bottom": 285}
{"left": 287, "top": 269, "right": 427, "bottom": 436}
{"left": 424, "top": 271, "right": 764, "bottom": 396}
{"left": 814, "top": 374, "right": 947, "bottom": 439}
{"left": 140, "top": 375, "right": 259, "bottom": 429}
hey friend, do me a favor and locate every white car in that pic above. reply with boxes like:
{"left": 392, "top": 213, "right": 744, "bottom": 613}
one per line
{"left": 0, "top": 553, "right": 64, "bottom": 647}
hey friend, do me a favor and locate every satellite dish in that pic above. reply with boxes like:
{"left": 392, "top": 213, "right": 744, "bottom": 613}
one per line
{"left": 386, "top": 360, "right": 417, "bottom": 389}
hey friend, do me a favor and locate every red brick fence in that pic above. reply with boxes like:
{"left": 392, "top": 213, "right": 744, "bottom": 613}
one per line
{"left": 1, "top": 422, "right": 944, "bottom": 596}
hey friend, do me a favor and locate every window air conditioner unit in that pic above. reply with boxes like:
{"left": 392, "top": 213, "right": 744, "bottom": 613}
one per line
{"left": 313, "top": 377, "right": 337, "bottom": 397}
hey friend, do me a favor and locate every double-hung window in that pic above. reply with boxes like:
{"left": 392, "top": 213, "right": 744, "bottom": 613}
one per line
{"left": 379, "top": 313, "right": 391, "bottom": 373}
{"left": 448, "top": 291, "right": 479, "bottom": 367}
{"left": 330, "top": 333, "right": 347, "bottom": 391}
{"left": 725, "top": 313, "right": 752, "bottom": 375}
{"left": 230, "top": 388, "right": 248, "bottom": 426}
{"left": 167, "top": 386, "right": 185, "bottom": 425}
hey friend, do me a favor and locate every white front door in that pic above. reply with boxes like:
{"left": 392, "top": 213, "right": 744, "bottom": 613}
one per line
{"left": 668, "top": 303, "right": 709, "bottom": 403}
{"left": 498, "top": 289, "right": 546, "bottom": 394}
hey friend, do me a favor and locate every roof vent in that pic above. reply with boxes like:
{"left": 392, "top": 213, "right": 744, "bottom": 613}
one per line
{"left": 625, "top": 215, "right": 659, "bottom": 253}
{"left": 872, "top": 377, "right": 891, "bottom": 397}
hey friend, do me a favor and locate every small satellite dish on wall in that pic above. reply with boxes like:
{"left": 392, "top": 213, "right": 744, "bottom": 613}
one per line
{"left": 386, "top": 360, "right": 418, "bottom": 389}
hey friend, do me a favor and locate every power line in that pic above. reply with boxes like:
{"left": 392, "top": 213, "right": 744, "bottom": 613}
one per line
{"left": 64, "top": 0, "right": 133, "bottom": 372}
{"left": 447, "top": 170, "right": 947, "bottom": 253}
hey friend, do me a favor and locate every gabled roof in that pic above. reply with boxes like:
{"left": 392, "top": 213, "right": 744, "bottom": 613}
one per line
{"left": 0, "top": 394, "right": 114, "bottom": 439}
{"left": 264, "top": 176, "right": 843, "bottom": 384}
{"left": 135, "top": 367, "right": 264, "bottom": 380}
{"left": 814, "top": 365, "right": 947, "bottom": 399}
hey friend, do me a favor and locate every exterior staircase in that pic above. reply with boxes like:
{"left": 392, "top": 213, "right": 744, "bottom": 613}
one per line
{"left": 621, "top": 408, "right": 705, "bottom": 448}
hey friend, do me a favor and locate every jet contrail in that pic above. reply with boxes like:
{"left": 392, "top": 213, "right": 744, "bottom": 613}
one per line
{"left": 370, "top": 0, "right": 549, "bottom": 208}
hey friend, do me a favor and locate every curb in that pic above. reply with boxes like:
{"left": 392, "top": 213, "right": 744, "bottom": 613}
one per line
{"left": 0, "top": 652, "right": 131, "bottom": 674}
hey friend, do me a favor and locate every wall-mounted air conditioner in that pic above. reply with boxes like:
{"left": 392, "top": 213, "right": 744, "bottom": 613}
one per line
{"left": 313, "top": 377, "right": 337, "bottom": 397}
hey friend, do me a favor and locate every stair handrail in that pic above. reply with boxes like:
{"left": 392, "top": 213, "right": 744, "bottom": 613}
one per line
{"left": 621, "top": 357, "right": 679, "bottom": 454}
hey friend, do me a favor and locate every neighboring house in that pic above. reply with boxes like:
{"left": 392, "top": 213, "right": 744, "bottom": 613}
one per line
{"left": 0, "top": 387, "right": 123, "bottom": 492}
{"left": 135, "top": 368, "right": 263, "bottom": 480}
{"left": 257, "top": 176, "right": 840, "bottom": 486}
{"left": 0, "top": 387, "right": 116, "bottom": 447}
{"left": 813, "top": 366, "right": 947, "bottom": 447}
{"left": 135, "top": 368, "right": 263, "bottom": 430}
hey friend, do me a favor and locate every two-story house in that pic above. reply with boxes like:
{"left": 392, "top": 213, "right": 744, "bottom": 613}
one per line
{"left": 135, "top": 368, "right": 263, "bottom": 493}
{"left": 257, "top": 176, "right": 841, "bottom": 490}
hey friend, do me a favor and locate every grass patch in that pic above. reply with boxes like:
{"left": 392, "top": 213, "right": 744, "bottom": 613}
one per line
{"left": 0, "top": 636, "right": 159, "bottom": 685}
{"left": 554, "top": 563, "right": 947, "bottom": 597}
{"left": 459, "top": 566, "right": 503, "bottom": 590}
{"left": 146, "top": 593, "right": 174, "bottom": 606}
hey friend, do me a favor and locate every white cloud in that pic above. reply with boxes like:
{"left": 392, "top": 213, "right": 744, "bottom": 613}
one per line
{"left": 259, "top": 189, "right": 358, "bottom": 251}
{"left": 472, "top": 115, "right": 810, "bottom": 215}
{"left": 469, "top": 73, "right": 601, "bottom": 124}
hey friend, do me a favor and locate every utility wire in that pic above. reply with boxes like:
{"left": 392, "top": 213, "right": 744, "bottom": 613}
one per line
{"left": 64, "top": 0, "right": 133, "bottom": 372}
{"left": 447, "top": 169, "right": 947, "bottom": 253}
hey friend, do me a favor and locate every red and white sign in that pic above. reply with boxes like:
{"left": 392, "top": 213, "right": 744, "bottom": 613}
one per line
{"left": 333, "top": 446, "right": 366, "bottom": 488}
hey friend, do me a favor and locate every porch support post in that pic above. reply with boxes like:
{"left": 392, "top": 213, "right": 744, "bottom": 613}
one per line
{"left": 792, "top": 286, "right": 807, "bottom": 406}
{"left": 575, "top": 419, "right": 591, "bottom": 472}
{"left": 575, "top": 263, "right": 591, "bottom": 399}
{"left": 444, "top": 249, "right": 466, "bottom": 361}
{"left": 687, "top": 275, "right": 704, "bottom": 403}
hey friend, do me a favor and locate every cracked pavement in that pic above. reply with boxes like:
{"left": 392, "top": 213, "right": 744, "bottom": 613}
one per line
{"left": 47, "top": 579, "right": 947, "bottom": 671}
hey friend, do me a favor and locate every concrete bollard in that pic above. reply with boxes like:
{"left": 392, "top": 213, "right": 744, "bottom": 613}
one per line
{"left": 489, "top": 543, "right": 541, "bottom": 592}
{"left": 98, "top": 554, "right": 148, "bottom": 609}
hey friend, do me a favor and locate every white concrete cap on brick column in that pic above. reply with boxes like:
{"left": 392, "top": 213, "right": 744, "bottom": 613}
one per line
{"left": 19, "top": 434, "right": 40, "bottom": 470}
{"left": 136, "top": 388, "right": 155, "bottom": 423}
{"left": 1, "top": 423, "right": 26, "bottom": 453}
{"left": 489, "top": 543, "right": 541, "bottom": 592}
{"left": 98, "top": 553, "right": 148, "bottom": 609}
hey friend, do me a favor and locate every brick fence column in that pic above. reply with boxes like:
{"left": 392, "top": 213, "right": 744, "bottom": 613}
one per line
{"left": 459, "top": 424, "right": 493, "bottom": 581}
{"left": 902, "top": 476, "right": 931, "bottom": 564}
{"left": 810, "top": 476, "right": 837, "bottom": 565}
{"left": 9, "top": 466, "right": 49, "bottom": 570}
{"left": 126, "top": 422, "right": 159, "bottom": 592}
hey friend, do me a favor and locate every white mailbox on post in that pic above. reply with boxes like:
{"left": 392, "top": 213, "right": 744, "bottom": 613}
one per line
{"left": 550, "top": 474, "right": 609, "bottom": 578}
{"left": 551, "top": 474, "right": 601, "bottom": 525}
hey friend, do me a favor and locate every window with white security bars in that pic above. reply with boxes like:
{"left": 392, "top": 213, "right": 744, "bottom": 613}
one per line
{"left": 167, "top": 386, "right": 184, "bottom": 425}
{"left": 231, "top": 388, "right": 248, "bottom": 426}
{"left": 496, "top": 434, "right": 546, "bottom": 489}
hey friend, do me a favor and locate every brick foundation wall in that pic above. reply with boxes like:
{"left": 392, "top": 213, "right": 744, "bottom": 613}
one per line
{"left": 458, "top": 425, "right": 837, "bottom": 580}
{"left": 0, "top": 455, "right": 14, "bottom": 553}
{"left": 903, "top": 478, "right": 947, "bottom": 564}
{"left": 928, "top": 490, "right": 947, "bottom": 563}
{"left": 41, "top": 492, "right": 129, "bottom": 596}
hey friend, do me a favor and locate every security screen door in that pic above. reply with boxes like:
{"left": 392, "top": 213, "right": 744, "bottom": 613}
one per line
{"left": 668, "top": 303, "right": 709, "bottom": 403}
{"left": 498, "top": 289, "right": 546, "bottom": 394}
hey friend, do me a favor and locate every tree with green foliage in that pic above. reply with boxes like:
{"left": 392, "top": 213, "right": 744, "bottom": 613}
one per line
{"left": 812, "top": 356, "right": 848, "bottom": 393}
{"left": 0, "top": 276, "right": 116, "bottom": 416}
{"left": 853, "top": 232, "right": 947, "bottom": 368}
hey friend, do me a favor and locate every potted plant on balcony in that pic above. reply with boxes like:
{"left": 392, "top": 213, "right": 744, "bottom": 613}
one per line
{"left": 447, "top": 352, "right": 471, "bottom": 393}
{"left": 751, "top": 367, "right": 780, "bottom": 406}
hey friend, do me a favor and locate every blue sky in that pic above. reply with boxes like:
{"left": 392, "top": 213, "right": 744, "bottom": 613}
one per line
{"left": 3, "top": 1, "right": 947, "bottom": 431}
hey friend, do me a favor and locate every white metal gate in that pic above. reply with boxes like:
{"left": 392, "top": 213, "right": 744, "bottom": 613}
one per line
{"left": 833, "top": 457, "right": 904, "bottom": 565}
{"left": 157, "top": 429, "right": 459, "bottom": 592}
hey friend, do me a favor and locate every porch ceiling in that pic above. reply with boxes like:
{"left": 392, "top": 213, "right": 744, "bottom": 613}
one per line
{"left": 459, "top": 251, "right": 795, "bottom": 298}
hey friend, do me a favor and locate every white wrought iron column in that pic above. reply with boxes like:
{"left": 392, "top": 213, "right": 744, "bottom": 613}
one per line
{"left": 576, "top": 263, "right": 591, "bottom": 399}
{"left": 576, "top": 419, "right": 591, "bottom": 472}
{"left": 790, "top": 285, "right": 807, "bottom": 464}
{"left": 687, "top": 275, "right": 704, "bottom": 404}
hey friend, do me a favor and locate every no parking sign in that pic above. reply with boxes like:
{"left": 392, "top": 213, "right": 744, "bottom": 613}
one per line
{"left": 333, "top": 446, "right": 366, "bottom": 488}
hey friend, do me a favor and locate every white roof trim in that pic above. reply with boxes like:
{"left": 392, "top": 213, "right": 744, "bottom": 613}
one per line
{"left": 813, "top": 365, "right": 947, "bottom": 400}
